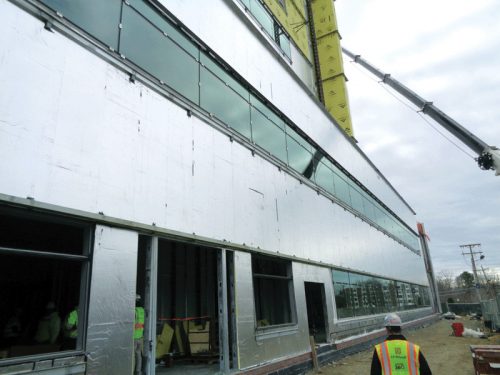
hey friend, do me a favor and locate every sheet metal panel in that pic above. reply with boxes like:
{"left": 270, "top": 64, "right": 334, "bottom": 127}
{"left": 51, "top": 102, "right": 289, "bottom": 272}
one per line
{"left": 160, "top": 0, "right": 417, "bottom": 226}
{"left": 0, "top": 0, "right": 426, "bottom": 285}
{"left": 233, "top": 251, "right": 313, "bottom": 370}
{"left": 86, "top": 225, "right": 138, "bottom": 375}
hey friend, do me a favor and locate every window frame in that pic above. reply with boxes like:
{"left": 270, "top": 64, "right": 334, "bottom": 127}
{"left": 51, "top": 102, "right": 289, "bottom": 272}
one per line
{"left": 0, "top": 206, "right": 93, "bottom": 364}
{"left": 251, "top": 254, "right": 297, "bottom": 331}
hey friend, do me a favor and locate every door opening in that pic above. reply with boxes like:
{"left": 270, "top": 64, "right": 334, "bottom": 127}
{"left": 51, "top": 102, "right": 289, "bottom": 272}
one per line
{"left": 304, "top": 282, "right": 328, "bottom": 343}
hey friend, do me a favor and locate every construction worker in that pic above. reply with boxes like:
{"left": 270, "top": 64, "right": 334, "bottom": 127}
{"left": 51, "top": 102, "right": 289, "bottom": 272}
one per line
{"left": 134, "top": 294, "right": 145, "bottom": 375}
{"left": 371, "top": 313, "right": 432, "bottom": 375}
{"left": 62, "top": 306, "right": 78, "bottom": 350}
{"left": 34, "top": 302, "right": 61, "bottom": 345}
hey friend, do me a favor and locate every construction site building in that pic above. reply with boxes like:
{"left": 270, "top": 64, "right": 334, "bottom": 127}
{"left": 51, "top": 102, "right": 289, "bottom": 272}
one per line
{"left": 0, "top": 0, "right": 437, "bottom": 374}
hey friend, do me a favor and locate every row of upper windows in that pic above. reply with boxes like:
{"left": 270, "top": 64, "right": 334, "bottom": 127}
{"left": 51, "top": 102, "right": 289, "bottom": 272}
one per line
{"left": 332, "top": 269, "right": 431, "bottom": 319}
{"left": 37, "top": 0, "right": 420, "bottom": 252}
{"left": 238, "top": 0, "right": 292, "bottom": 60}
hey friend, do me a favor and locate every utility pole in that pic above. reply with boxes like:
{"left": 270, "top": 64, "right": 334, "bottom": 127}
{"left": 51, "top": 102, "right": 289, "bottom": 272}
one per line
{"left": 460, "top": 243, "right": 483, "bottom": 302}
{"left": 481, "top": 265, "right": 498, "bottom": 298}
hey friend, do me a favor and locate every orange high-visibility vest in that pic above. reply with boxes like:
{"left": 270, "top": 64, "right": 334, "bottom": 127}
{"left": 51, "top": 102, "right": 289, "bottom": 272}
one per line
{"left": 375, "top": 339, "right": 420, "bottom": 375}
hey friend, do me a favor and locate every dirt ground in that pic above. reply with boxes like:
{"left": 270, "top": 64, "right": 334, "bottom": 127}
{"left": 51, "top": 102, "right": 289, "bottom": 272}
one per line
{"left": 309, "top": 317, "right": 500, "bottom": 375}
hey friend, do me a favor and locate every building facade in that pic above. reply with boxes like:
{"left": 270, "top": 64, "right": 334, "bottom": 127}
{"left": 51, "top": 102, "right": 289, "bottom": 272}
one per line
{"left": 0, "top": 0, "right": 435, "bottom": 374}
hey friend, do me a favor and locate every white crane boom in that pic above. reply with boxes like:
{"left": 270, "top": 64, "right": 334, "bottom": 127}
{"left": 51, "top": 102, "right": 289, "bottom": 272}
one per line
{"left": 342, "top": 47, "right": 500, "bottom": 176}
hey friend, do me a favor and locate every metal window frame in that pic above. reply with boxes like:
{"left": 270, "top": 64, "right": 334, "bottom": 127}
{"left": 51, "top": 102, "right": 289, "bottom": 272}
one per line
{"left": 0, "top": 207, "right": 92, "bottom": 366}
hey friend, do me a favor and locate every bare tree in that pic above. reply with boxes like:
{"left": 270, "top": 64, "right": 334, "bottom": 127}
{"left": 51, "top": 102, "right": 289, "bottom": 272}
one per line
{"left": 436, "top": 270, "right": 455, "bottom": 291}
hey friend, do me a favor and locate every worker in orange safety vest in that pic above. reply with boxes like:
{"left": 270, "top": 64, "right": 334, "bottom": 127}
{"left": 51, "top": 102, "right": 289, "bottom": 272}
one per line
{"left": 371, "top": 313, "right": 432, "bottom": 375}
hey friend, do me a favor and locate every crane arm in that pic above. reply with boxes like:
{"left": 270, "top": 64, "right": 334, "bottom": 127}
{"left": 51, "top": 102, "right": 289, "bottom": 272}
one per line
{"left": 342, "top": 47, "right": 500, "bottom": 176}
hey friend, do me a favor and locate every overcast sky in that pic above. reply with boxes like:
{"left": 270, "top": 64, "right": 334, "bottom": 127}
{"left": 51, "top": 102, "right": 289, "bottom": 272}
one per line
{"left": 335, "top": 0, "right": 500, "bottom": 278}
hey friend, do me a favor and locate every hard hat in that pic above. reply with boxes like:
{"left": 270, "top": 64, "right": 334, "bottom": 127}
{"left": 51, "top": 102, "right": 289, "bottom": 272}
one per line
{"left": 136, "top": 294, "right": 141, "bottom": 301}
{"left": 383, "top": 313, "right": 402, "bottom": 327}
{"left": 46, "top": 302, "right": 56, "bottom": 310}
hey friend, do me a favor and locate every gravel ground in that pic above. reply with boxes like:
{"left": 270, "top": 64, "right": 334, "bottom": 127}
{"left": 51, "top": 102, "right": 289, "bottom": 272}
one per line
{"left": 309, "top": 317, "right": 500, "bottom": 375}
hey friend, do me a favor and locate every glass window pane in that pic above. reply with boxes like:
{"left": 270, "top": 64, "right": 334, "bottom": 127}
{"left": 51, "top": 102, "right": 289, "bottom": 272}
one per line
{"left": 350, "top": 186, "right": 364, "bottom": 214}
{"left": 200, "top": 67, "right": 251, "bottom": 139}
{"left": 239, "top": 0, "right": 251, "bottom": 8}
{"left": 121, "top": 6, "right": 199, "bottom": 104}
{"left": 314, "top": 161, "right": 335, "bottom": 195}
{"left": 127, "top": 0, "right": 198, "bottom": 57}
{"left": 279, "top": 33, "right": 291, "bottom": 59}
{"left": 249, "top": 0, "right": 274, "bottom": 36}
{"left": 362, "top": 195, "right": 376, "bottom": 222}
{"left": 250, "top": 106, "right": 287, "bottom": 163}
{"left": 333, "top": 172, "right": 351, "bottom": 206}
{"left": 332, "top": 270, "right": 350, "bottom": 285}
{"left": 334, "top": 284, "right": 354, "bottom": 318}
{"left": 251, "top": 95, "right": 284, "bottom": 130}
{"left": 200, "top": 54, "right": 248, "bottom": 99}
{"left": 41, "top": 0, "right": 121, "bottom": 49}
{"left": 286, "top": 135, "right": 313, "bottom": 174}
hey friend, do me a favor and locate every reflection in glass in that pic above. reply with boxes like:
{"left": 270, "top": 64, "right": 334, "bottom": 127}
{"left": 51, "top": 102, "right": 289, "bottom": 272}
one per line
{"left": 333, "top": 172, "right": 351, "bottom": 206}
{"left": 127, "top": 0, "right": 198, "bottom": 57}
{"left": 41, "top": 0, "right": 121, "bottom": 49}
{"left": 251, "top": 105, "right": 287, "bottom": 163}
{"left": 121, "top": 6, "right": 200, "bottom": 104}
{"left": 332, "top": 269, "right": 430, "bottom": 319}
{"left": 314, "top": 161, "right": 335, "bottom": 195}
{"left": 279, "top": 32, "right": 292, "bottom": 59}
{"left": 249, "top": 0, "right": 274, "bottom": 36}
{"left": 200, "top": 67, "right": 251, "bottom": 139}
{"left": 200, "top": 54, "right": 249, "bottom": 99}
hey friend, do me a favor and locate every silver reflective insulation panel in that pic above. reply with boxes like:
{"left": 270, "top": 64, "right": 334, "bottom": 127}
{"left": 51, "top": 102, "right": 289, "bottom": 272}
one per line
{"left": 234, "top": 252, "right": 338, "bottom": 370}
{"left": 160, "top": 0, "right": 418, "bottom": 227}
{"left": 0, "top": 0, "right": 427, "bottom": 284}
{"left": 86, "top": 225, "right": 138, "bottom": 374}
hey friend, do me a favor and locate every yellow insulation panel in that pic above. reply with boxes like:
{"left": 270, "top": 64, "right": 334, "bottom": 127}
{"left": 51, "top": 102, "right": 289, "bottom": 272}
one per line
{"left": 323, "top": 76, "right": 352, "bottom": 136}
{"left": 263, "top": 0, "right": 311, "bottom": 61}
{"left": 311, "top": 0, "right": 338, "bottom": 38}
{"left": 311, "top": 0, "right": 353, "bottom": 137}
{"left": 316, "top": 32, "right": 343, "bottom": 80}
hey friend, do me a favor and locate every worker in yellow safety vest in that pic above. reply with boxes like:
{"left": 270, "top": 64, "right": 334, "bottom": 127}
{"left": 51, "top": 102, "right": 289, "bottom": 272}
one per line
{"left": 134, "top": 294, "right": 145, "bottom": 375}
{"left": 62, "top": 306, "right": 78, "bottom": 350}
{"left": 371, "top": 313, "right": 432, "bottom": 375}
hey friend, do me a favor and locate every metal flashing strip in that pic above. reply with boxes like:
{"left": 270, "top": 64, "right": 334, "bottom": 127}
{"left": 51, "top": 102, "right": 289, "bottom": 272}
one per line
{"left": 8, "top": 0, "right": 419, "bottom": 252}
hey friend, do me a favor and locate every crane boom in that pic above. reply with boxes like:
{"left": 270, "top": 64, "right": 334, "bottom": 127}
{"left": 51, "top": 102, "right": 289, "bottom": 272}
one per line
{"left": 342, "top": 47, "right": 500, "bottom": 176}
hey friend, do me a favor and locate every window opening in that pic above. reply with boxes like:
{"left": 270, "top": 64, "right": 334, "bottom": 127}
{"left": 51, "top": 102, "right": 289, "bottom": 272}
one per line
{"left": 0, "top": 207, "right": 90, "bottom": 360}
{"left": 252, "top": 255, "right": 295, "bottom": 327}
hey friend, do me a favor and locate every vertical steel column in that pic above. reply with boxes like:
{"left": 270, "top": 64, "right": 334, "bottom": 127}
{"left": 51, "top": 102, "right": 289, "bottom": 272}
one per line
{"left": 144, "top": 237, "right": 158, "bottom": 375}
{"left": 218, "top": 249, "right": 230, "bottom": 373}
{"left": 418, "top": 223, "right": 441, "bottom": 313}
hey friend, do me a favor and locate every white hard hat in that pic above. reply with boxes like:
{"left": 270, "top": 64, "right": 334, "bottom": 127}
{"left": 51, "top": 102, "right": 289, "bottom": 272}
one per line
{"left": 383, "top": 313, "right": 402, "bottom": 327}
{"left": 136, "top": 294, "right": 141, "bottom": 301}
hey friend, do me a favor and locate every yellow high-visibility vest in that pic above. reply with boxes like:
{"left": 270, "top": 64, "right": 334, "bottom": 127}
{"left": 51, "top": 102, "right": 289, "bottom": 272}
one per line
{"left": 375, "top": 339, "right": 420, "bottom": 375}
{"left": 134, "top": 307, "right": 145, "bottom": 340}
